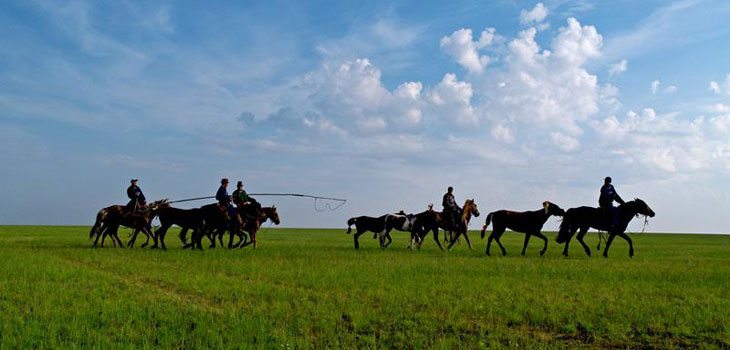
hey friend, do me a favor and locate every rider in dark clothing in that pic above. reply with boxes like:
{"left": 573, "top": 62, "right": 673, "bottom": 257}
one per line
{"left": 126, "top": 178, "right": 146, "bottom": 212}
{"left": 217, "top": 178, "right": 242, "bottom": 228}
{"left": 442, "top": 186, "right": 461, "bottom": 230}
{"left": 599, "top": 176, "right": 625, "bottom": 228}
{"left": 232, "top": 180, "right": 263, "bottom": 220}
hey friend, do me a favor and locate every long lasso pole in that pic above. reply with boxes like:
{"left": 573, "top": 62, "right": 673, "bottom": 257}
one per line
{"left": 168, "top": 193, "right": 347, "bottom": 211}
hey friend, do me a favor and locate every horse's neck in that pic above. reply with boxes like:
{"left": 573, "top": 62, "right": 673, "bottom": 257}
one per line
{"left": 617, "top": 202, "right": 637, "bottom": 225}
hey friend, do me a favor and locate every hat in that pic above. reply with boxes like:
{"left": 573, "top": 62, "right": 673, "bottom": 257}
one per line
{"left": 131, "top": 178, "right": 138, "bottom": 183}
{"left": 221, "top": 178, "right": 229, "bottom": 184}
{"left": 605, "top": 176, "right": 612, "bottom": 183}
{"left": 237, "top": 181, "right": 243, "bottom": 187}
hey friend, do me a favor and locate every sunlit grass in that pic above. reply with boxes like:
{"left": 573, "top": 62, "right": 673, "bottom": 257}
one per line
{"left": 0, "top": 226, "right": 728, "bottom": 349}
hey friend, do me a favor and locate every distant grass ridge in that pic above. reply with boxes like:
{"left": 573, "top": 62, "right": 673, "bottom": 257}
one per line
{"left": 0, "top": 226, "right": 728, "bottom": 349}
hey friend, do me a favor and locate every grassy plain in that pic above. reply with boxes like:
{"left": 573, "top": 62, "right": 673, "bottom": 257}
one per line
{"left": 0, "top": 225, "right": 728, "bottom": 349}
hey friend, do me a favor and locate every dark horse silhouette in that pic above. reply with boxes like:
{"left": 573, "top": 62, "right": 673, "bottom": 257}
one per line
{"left": 183, "top": 203, "right": 232, "bottom": 250}
{"left": 89, "top": 199, "right": 166, "bottom": 248}
{"left": 152, "top": 202, "right": 205, "bottom": 250}
{"left": 556, "top": 198, "right": 655, "bottom": 257}
{"left": 415, "top": 199, "right": 480, "bottom": 250}
{"left": 346, "top": 212, "right": 421, "bottom": 249}
{"left": 480, "top": 201, "right": 565, "bottom": 256}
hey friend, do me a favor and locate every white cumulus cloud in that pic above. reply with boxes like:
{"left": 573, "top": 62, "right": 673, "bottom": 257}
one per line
{"left": 609, "top": 59, "right": 627, "bottom": 75}
{"left": 439, "top": 28, "right": 498, "bottom": 74}
{"left": 520, "top": 3, "right": 549, "bottom": 29}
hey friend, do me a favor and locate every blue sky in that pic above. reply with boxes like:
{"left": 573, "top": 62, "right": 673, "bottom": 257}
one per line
{"left": 1, "top": 0, "right": 729, "bottom": 233}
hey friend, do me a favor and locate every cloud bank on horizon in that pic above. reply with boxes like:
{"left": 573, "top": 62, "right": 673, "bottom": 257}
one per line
{"left": 1, "top": 0, "right": 729, "bottom": 233}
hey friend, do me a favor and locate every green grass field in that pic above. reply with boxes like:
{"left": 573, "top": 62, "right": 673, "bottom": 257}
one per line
{"left": 0, "top": 226, "right": 728, "bottom": 349}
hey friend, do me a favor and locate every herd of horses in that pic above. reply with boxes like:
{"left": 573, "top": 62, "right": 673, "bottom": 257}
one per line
{"left": 87, "top": 196, "right": 656, "bottom": 257}
{"left": 89, "top": 199, "right": 280, "bottom": 250}
{"left": 347, "top": 198, "right": 655, "bottom": 257}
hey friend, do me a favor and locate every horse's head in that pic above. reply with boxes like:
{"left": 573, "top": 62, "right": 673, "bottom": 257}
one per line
{"left": 632, "top": 198, "right": 655, "bottom": 218}
{"left": 463, "top": 199, "right": 479, "bottom": 219}
{"left": 144, "top": 199, "right": 169, "bottom": 217}
{"left": 266, "top": 206, "right": 281, "bottom": 225}
{"left": 543, "top": 201, "right": 565, "bottom": 216}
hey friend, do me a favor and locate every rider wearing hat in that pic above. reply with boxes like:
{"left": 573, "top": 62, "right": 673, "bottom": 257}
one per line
{"left": 126, "top": 178, "right": 146, "bottom": 212}
{"left": 232, "top": 180, "right": 263, "bottom": 220}
{"left": 442, "top": 186, "right": 461, "bottom": 230}
{"left": 599, "top": 176, "right": 625, "bottom": 228}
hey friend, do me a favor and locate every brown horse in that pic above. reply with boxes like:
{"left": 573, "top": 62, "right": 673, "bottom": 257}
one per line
{"left": 90, "top": 199, "right": 166, "bottom": 248}
{"left": 415, "top": 199, "right": 480, "bottom": 250}
{"left": 238, "top": 206, "right": 280, "bottom": 248}
{"left": 480, "top": 201, "right": 565, "bottom": 256}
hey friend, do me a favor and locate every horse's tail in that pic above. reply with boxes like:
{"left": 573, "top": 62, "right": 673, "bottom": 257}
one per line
{"left": 89, "top": 209, "right": 106, "bottom": 239}
{"left": 480, "top": 212, "right": 494, "bottom": 239}
{"left": 556, "top": 211, "right": 572, "bottom": 243}
{"left": 346, "top": 217, "right": 356, "bottom": 234}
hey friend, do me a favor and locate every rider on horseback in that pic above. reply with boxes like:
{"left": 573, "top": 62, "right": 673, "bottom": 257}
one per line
{"left": 216, "top": 178, "right": 242, "bottom": 228}
{"left": 126, "top": 178, "right": 146, "bottom": 212}
{"left": 233, "top": 180, "right": 264, "bottom": 221}
{"left": 599, "top": 176, "right": 625, "bottom": 229}
{"left": 442, "top": 186, "right": 461, "bottom": 231}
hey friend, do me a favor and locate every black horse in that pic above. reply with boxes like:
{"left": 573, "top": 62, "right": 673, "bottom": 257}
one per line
{"left": 183, "top": 203, "right": 232, "bottom": 250}
{"left": 480, "top": 201, "right": 565, "bottom": 256}
{"left": 556, "top": 198, "right": 655, "bottom": 257}
{"left": 152, "top": 203, "right": 205, "bottom": 250}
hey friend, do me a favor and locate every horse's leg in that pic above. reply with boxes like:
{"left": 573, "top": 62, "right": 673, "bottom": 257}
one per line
{"left": 487, "top": 227, "right": 505, "bottom": 256}
{"left": 463, "top": 230, "right": 473, "bottom": 249}
{"left": 141, "top": 228, "right": 151, "bottom": 248}
{"left": 562, "top": 227, "right": 578, "bottom": 257}
{"left": 129, "top": 229, "right": 139, "bottom": 248}
{"left": 432, "top": 229, "right": 444, "bottom": 250}
{"left": 446, "top": 230, "right": 461, "bottom": 249}
{"left": 113, "top": 227, "right": 124, "bottom": 248}
{"left": 93, "top": 225, "right": 105, "bottom": 247}
{"left": 486, "top": 233, "right": 494, "bottom": 256}
{"left": 576, "top": 227, "right": 591, "bottom": 257}
{"left": 353, "top": 228, "right": 365, "bottom": 249}
{"left": 521, "top": 234, "right": 532, "bottom": 256}
{"left": 602, "top": 233, "right": 617, "bottom": 258}
{"left": 615, "top": 232, "right": 634, "bottom": 257}
{"left": 228, "top": 228, "right": 236, "bottom": 249}
{"left": 252, "top": 223, "right": 260, "bottom": 248}
{"left": 100, "top": 227, "right": 108, "bottom": 247}
{"left": 533, "top": 232, "right": 549, "bottom": 256}
{"left": 384, "top": 232, "right": 392, "bottom": 248}
{"left": 495, "top": 236, "right": 507, "bottom": 256}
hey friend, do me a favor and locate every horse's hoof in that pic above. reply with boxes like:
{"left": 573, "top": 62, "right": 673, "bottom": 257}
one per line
{"left": 540, "top": 251, "right": 546, "bottom": 256}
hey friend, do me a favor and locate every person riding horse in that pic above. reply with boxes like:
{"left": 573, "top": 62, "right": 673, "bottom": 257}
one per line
{"left": 599, "top": 176, "right": 625, "bottom": 229}
{"left": 126, "top": 178, "right": 146, "bottom": 212}
{"left": 216, "top": 178, "right": 242, "bottom": 227}
{"left": 442, "top": 186, "right": 462, "bottom": 231}
{"left": 233, "top": 180, "right": 264, "bottom": 221}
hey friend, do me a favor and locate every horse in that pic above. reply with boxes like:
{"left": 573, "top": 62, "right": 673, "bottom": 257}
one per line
{"left": 184, "top": 203, "right": 231, "bottom": 250}
{"left": 237, "top": 206, "right": 280, "bottom": 248}
{"left": 415, "top": 199, "right": 480, "bottom": 250}
{"left": 90, "top": 199, "right": 166, "bottom": 248}
{"left": 381, "top": 212, "right": 422, "bottom": 249}
{"left": 152, "top": 203, "right": 205, "bottom": 250}
{"left": 556, "top": 198, "right": 655, "bottom": 257}
{"left": 346, "top": 215, "right": 388, "bottom": 249}
{"left": 480, "top": 201, "right": 565, "bottom": 256}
